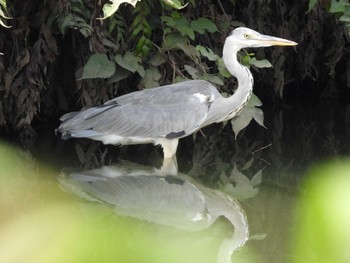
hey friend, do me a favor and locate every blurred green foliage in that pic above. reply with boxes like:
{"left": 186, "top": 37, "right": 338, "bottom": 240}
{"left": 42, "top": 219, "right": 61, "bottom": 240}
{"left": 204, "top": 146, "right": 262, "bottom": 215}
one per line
{"left": 291, "top": 159, "right": 350, "bottom": 263}
{"left": 0, "top": 141, "right": 233, "bottom": 263}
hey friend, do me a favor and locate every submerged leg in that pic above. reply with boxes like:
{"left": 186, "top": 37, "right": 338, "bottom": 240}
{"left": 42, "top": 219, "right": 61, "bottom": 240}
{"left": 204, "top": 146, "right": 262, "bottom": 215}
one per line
{"left": 161, "top": 139, "right": 179, "bottom": 159}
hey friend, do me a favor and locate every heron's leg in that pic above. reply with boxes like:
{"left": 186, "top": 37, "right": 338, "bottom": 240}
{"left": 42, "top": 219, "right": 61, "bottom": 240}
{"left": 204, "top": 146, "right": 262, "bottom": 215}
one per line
{"left": 161, "top": 139, "right": 179, "bottom": 159}
{"left": 160, "top": 156, "right": 178, "bottom": 176}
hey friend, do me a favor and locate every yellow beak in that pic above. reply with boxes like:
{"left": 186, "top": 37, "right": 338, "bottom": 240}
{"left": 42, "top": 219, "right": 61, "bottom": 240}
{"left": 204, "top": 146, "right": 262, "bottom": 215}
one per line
{"left": 257, "top": 34, "right": 298, "bottom": 46}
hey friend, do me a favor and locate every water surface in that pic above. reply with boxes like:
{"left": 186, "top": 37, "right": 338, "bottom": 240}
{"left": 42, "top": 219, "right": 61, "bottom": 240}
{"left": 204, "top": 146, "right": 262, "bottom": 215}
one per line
{"left": 1, "top": 102, "right": 350, "bottom": 263}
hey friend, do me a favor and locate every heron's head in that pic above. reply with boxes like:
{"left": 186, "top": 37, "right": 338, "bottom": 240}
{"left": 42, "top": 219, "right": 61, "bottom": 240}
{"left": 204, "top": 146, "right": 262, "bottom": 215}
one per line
{"left": 225, "top": 27, "right": 297, "bottom": 50}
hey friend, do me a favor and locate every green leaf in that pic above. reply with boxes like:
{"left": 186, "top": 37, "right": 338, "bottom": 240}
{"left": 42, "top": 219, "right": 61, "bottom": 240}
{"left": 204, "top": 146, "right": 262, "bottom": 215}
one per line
{"left": 163, "top": 32, "right": 198, "bottom": 58}
{"left": 56, "top": 14, "right": 92, "bottom": 37}
{"left": 163, "top": 14, "right": 195, "bottom": 40}
{"left": 196, "top": 45, "right": 220, "bottom": 61}
{"left": 202, "top": 74, "right": 224, "bottom": 86}
{"left": 329, "top": 0, "right": 350, "bottom": 13}
{"left": 218, "top": 58, "right": 231, "bottom": 78}
{"left": 178, "top": 26, "right": 195, "bottom": 40}
{"left": 250, "top": 58, "right": 272, "bottom": 68}
{"left": 249, "top": 92, "right": 263, "bottom": 107}
{"left": 340, "top": 14, "right": 350, "bottom": 22}
{"left": 172, "top": 16, "right": 194, "bottom": 39}
{"left": 0, "top": 18, "right": 10, "bottom": 28}
{"left": 184, "top": 65, "right": 199, "bottom": 79}
{"left": 308, "top": 0, "right": 318, "bottom": 12}
{"left": 0, "top": 7, "right": 11, "bottom": 20}
{"left": 0, "top": 0, "right": 11, "bottom": 26}
{"left": 191, "top": 17, "right": 218, "bottom": 34}
{"left": 81, "top": 53, "right": 116, "bottom": 79}
{"left": 230, "top": 93, "right": 265, "bottom": 138}
{"left": 163, "top": 32, "right": 188, "bottom": 50}
{"left": 174, "top": 15, "right": 190, "bottom": 29}
{"left": 149, "top": 52, "right": 166, "bottom": 66}
{"left": 115, "top": 52, "right": 142, "bottom": 73}
{"left": 140, "top": 67, "right": 161, "bottom": 89}
{"left": 161, "top": 16, "right": 176, "bottom": 27}
{"left": 0, "top": 0, "right": 6, "bottom": 8}
{"left": 136, "top": 65, "right": 145, "bottom": 78}
{"left": 101, "top": 0, "right": 140, "bottom": 20}
{"left": 160, "top": 0, "right": 188, "bottom": 9}
{"left": 108, "top": 66, "right": 131, "bottom": 84}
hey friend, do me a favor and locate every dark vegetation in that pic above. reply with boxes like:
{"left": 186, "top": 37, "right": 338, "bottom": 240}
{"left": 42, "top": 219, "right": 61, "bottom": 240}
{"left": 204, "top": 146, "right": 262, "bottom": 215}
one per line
{"left": 0, "top": 0, "right": 349, "bottom": 171}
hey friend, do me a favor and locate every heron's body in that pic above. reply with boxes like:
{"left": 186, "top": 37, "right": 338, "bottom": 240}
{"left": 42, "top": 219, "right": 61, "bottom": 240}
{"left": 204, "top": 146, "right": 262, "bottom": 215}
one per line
{"left": 58, "top": 27, "right": 297, "bottom": 158}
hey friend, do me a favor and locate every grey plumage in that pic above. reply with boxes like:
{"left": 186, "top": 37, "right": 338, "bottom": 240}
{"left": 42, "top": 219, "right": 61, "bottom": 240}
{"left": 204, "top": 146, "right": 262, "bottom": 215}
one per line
{"left": 57, "top": 27, "right": 297, "bottom": 158}
{"left": 58, "top": 80, "right": 217, "bottom": 144}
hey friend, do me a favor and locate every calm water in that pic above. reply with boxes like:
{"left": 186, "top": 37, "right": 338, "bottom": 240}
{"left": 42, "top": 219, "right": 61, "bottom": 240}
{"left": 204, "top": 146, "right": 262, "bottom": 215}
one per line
{"left": 1, "top": 102, "right": 350, "bottom": 263}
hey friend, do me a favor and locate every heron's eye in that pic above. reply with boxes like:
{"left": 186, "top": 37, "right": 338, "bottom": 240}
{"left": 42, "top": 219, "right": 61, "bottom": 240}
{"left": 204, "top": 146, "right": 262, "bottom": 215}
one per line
{"left": 244, "top": 33, "right": 250, "bottom": 39}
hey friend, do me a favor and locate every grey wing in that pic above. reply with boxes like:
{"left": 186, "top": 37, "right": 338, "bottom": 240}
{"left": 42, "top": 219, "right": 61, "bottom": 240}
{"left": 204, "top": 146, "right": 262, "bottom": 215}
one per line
{"left": 58, "top": 97, "right": 210, "bottom": 141}
{"left": 59, "top": 173, "right": 209, "bottom": 230}
{"left": 105, "top": 80, "right": 220, "bottom": 106}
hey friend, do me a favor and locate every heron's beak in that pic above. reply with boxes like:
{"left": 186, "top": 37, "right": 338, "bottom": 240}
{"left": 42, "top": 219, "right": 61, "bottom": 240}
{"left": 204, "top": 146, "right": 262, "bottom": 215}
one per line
{"left": 257, "top": 34, "right": 298, "bottom": 46}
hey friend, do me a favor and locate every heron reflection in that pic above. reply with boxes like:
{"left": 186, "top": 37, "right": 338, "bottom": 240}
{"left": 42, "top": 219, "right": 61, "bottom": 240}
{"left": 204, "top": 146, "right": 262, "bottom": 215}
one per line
{"left": 59, "top": 158, "right": 249, "bottom": 263}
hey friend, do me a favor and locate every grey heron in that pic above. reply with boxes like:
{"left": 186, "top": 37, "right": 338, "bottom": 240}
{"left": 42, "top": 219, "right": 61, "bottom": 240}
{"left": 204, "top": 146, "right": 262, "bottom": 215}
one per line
{"left": 57, "top": 27, "right": 297, "bottom": 158}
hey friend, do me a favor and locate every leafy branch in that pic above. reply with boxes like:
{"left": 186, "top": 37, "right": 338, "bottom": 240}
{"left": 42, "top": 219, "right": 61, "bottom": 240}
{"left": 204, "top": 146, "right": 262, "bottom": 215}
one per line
{"left": 101, "top": 0, "right": 187, "bottom": 19}
{"left": 0, "top": 0, "right": 11, "bottom": 29}
{"left": 309, "top": 0, "right": 350, "bottom": 33}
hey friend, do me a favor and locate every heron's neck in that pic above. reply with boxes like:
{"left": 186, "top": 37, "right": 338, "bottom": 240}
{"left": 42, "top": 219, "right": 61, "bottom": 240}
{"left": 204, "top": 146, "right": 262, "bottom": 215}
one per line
{"left": 216, "top": 196, "right": 249, "bottom": 263}
{"left": 223, "top": 44, "right": 253, "bottom": 116}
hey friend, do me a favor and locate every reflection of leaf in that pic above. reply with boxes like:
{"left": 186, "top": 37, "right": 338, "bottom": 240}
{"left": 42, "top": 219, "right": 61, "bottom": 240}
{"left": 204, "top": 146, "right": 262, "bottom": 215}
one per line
{"left": 241, "top": 157, "right": 254, "bottom": 170}
{"left": 249, "top": 233, "right": 267, "bottom": 241}
{"left": 231, "top": 93, "right": 265, "bottom": 138}
{"left": 81, "top": 54, "right": 116, "bottom": 79}
{"left": 218, "top": 163, "right": 263, "bottom": 200}
{"left": 251, "top": 169, "right": 263, "bottom": 187}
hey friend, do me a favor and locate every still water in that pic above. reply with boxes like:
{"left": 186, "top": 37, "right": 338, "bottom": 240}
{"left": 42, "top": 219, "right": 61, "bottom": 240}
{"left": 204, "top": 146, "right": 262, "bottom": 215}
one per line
{"left": 1, "top": 102, "right": 350, "bottom": 263}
